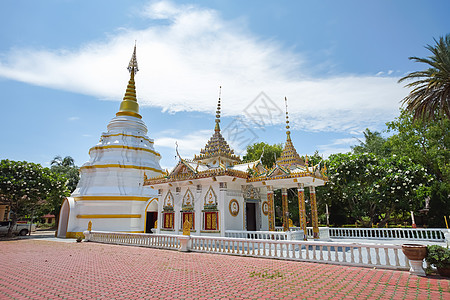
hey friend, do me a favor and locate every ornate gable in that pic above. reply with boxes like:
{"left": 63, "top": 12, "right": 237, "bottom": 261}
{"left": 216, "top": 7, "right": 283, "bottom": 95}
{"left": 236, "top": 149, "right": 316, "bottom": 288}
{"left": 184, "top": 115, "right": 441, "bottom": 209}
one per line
{"left": 182, "top": 188, "right": 194, "bottom": 208}
{"left": 267, "top": 166, "right": 290, "bottom": 178}
{"left": 242, "top": 185, "right": 260, "bottom": 200}
{"left": 204, "top": 186, "right": 217, "bottom": 206}
{"left": 170, "top": 161, "right": 196, "bottom": 177}
{"left": 164, "top": 190, "right": 174, "bottom": 208}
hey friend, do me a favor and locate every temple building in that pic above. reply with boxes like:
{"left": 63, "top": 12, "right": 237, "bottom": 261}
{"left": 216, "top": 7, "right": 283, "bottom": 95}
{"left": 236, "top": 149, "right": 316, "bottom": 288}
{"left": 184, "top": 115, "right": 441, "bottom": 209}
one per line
{"left": 58, "top": 46, "right": 328, "bottom": 239}
{"left": 58, "top": 46, "right": 164, "bottom": 238}
{"left": 145, "top": 94, "right": 328, "bottom": 239}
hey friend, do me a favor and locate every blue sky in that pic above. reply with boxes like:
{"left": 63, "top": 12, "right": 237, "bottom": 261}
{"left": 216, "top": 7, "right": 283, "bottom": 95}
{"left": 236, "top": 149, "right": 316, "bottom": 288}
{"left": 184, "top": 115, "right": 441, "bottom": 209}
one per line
{"left": 0, "top": 0, "right": 449, "bottom": 170}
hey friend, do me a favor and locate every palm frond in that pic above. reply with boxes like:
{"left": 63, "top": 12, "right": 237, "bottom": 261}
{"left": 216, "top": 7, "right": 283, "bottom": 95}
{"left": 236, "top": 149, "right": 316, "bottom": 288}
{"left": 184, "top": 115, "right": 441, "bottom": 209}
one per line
{"left": 399, "top": 33, "right": 450, "bottom": 121}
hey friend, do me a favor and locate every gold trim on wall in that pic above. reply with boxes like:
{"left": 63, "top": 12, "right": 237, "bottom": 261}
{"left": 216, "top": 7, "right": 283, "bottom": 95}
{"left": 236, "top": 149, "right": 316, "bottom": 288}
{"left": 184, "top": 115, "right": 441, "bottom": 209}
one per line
{"left": 74, "top": 196, "right": 150, "bottom": 201}
{"left": 80, "top": 164, "right": 164, "bottom": 174}
{"left": 101, "top": 133, "right": 154, "bottom": 144}
{"left": 76, "top": 214, "right": 141, "bottom": 219}
{"left": 89, "top": 145, "right": 160, "bottom": 157}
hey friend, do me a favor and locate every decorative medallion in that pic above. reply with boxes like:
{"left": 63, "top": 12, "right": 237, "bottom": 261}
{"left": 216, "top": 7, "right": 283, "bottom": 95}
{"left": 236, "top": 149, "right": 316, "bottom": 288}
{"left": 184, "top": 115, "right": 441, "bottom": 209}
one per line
{"left": 262, "top": 201, "right": 269, "bottom": 216}
{"left": 229, "top": 199, "right": 239, "bottom": 217}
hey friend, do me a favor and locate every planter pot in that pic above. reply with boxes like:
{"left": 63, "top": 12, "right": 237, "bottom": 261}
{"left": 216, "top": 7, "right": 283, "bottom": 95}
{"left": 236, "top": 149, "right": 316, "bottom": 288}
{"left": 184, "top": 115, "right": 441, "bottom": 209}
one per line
{"left": 437, "top": 267, "right": 450, "bottom": 278}
{"left": 402, "top": 244, "right": 427, "bottom": 276}
{"left": 402, "top": 244, "right": 427, "bottom": 260}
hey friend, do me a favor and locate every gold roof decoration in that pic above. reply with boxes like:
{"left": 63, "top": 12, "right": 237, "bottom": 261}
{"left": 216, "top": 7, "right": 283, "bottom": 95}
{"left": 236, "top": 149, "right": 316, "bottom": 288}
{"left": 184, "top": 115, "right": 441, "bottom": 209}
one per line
{"left": 276, "top": 97, "right": 305, "bottom": 168}
{"left": 194, "top": 87, "right": 241, "bottom": 163}
{"left": 116, "top": 43, "right": 142, "bottom": 119}
{"left": 145, "top": 167, "right": 250, "bottom": 185}
{"left": 143, "top": 94, "right": 328, "bottom": 187}
{"left": 169, "top": 142, "right": 210, "bottom": 177}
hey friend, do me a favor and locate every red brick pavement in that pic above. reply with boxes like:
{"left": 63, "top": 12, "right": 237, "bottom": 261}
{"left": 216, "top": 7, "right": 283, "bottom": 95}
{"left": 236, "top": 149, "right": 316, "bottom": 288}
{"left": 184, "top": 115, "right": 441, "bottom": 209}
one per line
{"left": 0, "top": 240, "right": 449, "bottom": 299}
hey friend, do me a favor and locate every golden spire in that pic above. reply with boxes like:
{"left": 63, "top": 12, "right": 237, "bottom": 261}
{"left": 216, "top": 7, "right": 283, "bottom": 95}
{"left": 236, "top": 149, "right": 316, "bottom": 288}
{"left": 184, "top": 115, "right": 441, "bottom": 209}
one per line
{"left": 285, "top": 97, "right": 291, "bottom": 141}
{"left": 276, "top": 97, "right": 305, "bottom": 168}
{"left": 116, "top": 43, "right": 142, "bottom": 119}
{"left": 215, "top": 86, "right": 222, "bottom": 132}
{"left": 193, "top": 86, "right": 240, "bottom": 163}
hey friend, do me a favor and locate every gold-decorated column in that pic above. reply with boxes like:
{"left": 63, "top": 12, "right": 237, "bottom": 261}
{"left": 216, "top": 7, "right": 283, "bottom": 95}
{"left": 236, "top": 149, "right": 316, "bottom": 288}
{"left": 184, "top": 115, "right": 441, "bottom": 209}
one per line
{"left": 297, "top": 183, "right": 307, "bottom": 240}
{"left": 282, "top": 188, "right": 289, "bottom": 232}
{"left": 310, "top": 186, "right": 319, "bottom": 239}
{"left": 267, "top": 186, "right": 275, "bottom": 231}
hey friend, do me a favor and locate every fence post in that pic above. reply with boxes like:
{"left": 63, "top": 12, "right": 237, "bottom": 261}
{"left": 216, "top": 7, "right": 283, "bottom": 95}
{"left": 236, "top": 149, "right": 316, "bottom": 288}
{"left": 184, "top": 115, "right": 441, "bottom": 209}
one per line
{"left": 443, "top": 229, "right": 450, "bottom": 247}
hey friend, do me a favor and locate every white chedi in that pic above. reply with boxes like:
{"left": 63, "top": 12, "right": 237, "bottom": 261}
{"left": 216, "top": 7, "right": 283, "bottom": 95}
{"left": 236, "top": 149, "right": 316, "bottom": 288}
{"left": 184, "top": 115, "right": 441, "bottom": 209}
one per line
{"left": 58, "top": 46, "right": 163, "bottom": 238}
{"left": 72, "top": 114, "right": 162, "bottom": 197}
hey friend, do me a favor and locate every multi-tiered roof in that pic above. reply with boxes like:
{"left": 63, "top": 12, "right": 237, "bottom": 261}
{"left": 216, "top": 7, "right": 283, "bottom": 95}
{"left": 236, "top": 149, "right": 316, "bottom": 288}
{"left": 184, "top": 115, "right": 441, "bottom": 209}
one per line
{"left": 275, "top": 97, "right": 305, "bottom": 169}
{"left": 193, "top": 87, "right": 241, "bottom": 165}
{"left": 144, "top": 94, "right": 327, "bottom": 187}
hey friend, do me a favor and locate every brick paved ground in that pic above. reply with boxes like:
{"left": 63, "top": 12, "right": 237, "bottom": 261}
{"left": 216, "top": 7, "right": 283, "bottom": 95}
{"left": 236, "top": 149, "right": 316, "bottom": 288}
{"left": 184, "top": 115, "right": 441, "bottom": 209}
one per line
{"left": 0, "top": 240, "right": 449, "bottom": 299}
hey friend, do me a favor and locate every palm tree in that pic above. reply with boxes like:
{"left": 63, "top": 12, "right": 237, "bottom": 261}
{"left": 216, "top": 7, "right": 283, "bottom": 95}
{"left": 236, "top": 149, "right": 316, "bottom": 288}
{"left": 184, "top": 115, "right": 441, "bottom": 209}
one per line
{"left": 50, "top": 155, "right": 63, "bottom": 167}
{"left": 51, "top": 155, "right": 75, "bottom": 167}
{"left": 398, "top": 34, "right": 450, "bottom": 121}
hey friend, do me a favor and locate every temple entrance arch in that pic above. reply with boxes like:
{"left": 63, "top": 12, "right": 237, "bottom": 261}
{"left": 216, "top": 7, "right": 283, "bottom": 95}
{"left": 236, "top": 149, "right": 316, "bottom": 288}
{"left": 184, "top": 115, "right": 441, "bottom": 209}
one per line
{"left": 244, "top": 199, "right": 260, "bottom": 231}
{"left": 144, "top": 198, "right": 158, "bottom": 233}
{"left": 245, "top": 202, "right": 257, "bottom": 231}
{"left": 57, "top": 198, "right": 70, "bottom": 238}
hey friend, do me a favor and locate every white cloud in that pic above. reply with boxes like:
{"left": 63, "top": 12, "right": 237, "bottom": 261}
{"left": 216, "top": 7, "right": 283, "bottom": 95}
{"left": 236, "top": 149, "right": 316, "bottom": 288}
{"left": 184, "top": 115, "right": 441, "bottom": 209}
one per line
{"left": 317, "top": 137, "right": 361, "bottom": 158}
{"left": 0, "top": 0, "right": 407, "bottom": 134}
{"left": 68, "top": 116, "right": 80, "bottom": 121}
{"left": 154, "top": 129, "right": 212, "bottom": 158}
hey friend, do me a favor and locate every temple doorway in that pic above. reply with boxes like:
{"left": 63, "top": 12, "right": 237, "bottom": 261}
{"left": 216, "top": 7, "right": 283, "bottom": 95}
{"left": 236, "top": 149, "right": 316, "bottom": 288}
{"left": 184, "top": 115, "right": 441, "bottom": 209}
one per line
{"left": 145, "top": 212, "right": 158, "bottom": 233}
{"left": 145, "top": 198, "right": 158, "bottom": 233}
{"left": 246, "top": 202, "right": 257, "bottom": 231}
{"left": 57, "top": 198, "right": 69, "bottom": 238}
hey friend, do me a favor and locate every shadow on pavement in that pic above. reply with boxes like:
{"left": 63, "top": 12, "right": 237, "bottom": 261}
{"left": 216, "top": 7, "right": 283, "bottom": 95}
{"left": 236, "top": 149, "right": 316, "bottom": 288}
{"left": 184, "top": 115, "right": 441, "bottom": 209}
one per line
{"left": 0, "top": 230, "right": 57, "bottom": 241}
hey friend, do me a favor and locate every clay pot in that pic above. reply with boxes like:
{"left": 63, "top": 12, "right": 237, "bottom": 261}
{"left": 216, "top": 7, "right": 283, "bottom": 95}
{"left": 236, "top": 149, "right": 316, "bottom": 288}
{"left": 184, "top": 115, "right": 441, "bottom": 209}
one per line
{"left": 437, "top": 267, "right": 450, "bottom": 278}
{"left": 402, "top": 244, "right": 427, "bottom": 261}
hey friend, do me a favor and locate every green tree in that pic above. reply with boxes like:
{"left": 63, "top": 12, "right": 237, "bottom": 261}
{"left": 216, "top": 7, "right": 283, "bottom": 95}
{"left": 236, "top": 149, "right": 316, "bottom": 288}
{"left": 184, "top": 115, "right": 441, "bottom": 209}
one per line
{"left": 351, "top": 129, "right": 390, "bottom": 156}
{"left": 386, "top": 110, "right": 450, "bottom": 226}
{"left": 51, "top": 155, "right": 75, "bottom": 167}
{"left": 243, "top": 142, "right": 282, "bottom": 169}
{"left": 398, "top": 34, "right": 450, "bottom": 121}
{"left": 0, "top": 160, "right": 51, "bottom": 236}
{"left": 319, "top": 153, "right": 431, "bottom": 227}
{"left": 43, "top": 171, "right": 70, "bottom": 227}
{"left": 0, "top": 160, "right": 71, "bottom": 235}
{"left": 302, "top": 150, "right": 323, "bottom": 166}
{"left": 50, "top": 155, "right": 79, "bottom": 193}
{"left": 244, "top": 142, "right": 325, "bottom": 227}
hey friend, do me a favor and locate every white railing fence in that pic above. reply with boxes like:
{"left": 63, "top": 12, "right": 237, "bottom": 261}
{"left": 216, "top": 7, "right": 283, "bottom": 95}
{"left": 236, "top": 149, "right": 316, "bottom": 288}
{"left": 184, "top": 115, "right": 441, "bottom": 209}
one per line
{"left": 85, "top": 231, "right": 180, "bottom": 250}
{"left": 190, "top": 236, "right": 409, "bottom": 271}
{"left": 228, "top": 228, "right": 328, "bottom": 240}
{"left": 84, "top": 230, "right": 411, "bottom": 272}
{"left": 329, "top": 227, "right": 446, "bottom": 242}
{"left": 225, "top": 230, "right": 292, "bottom": 240}
{"left": 274, "top": 226, "right": 446, "bottom": 242}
